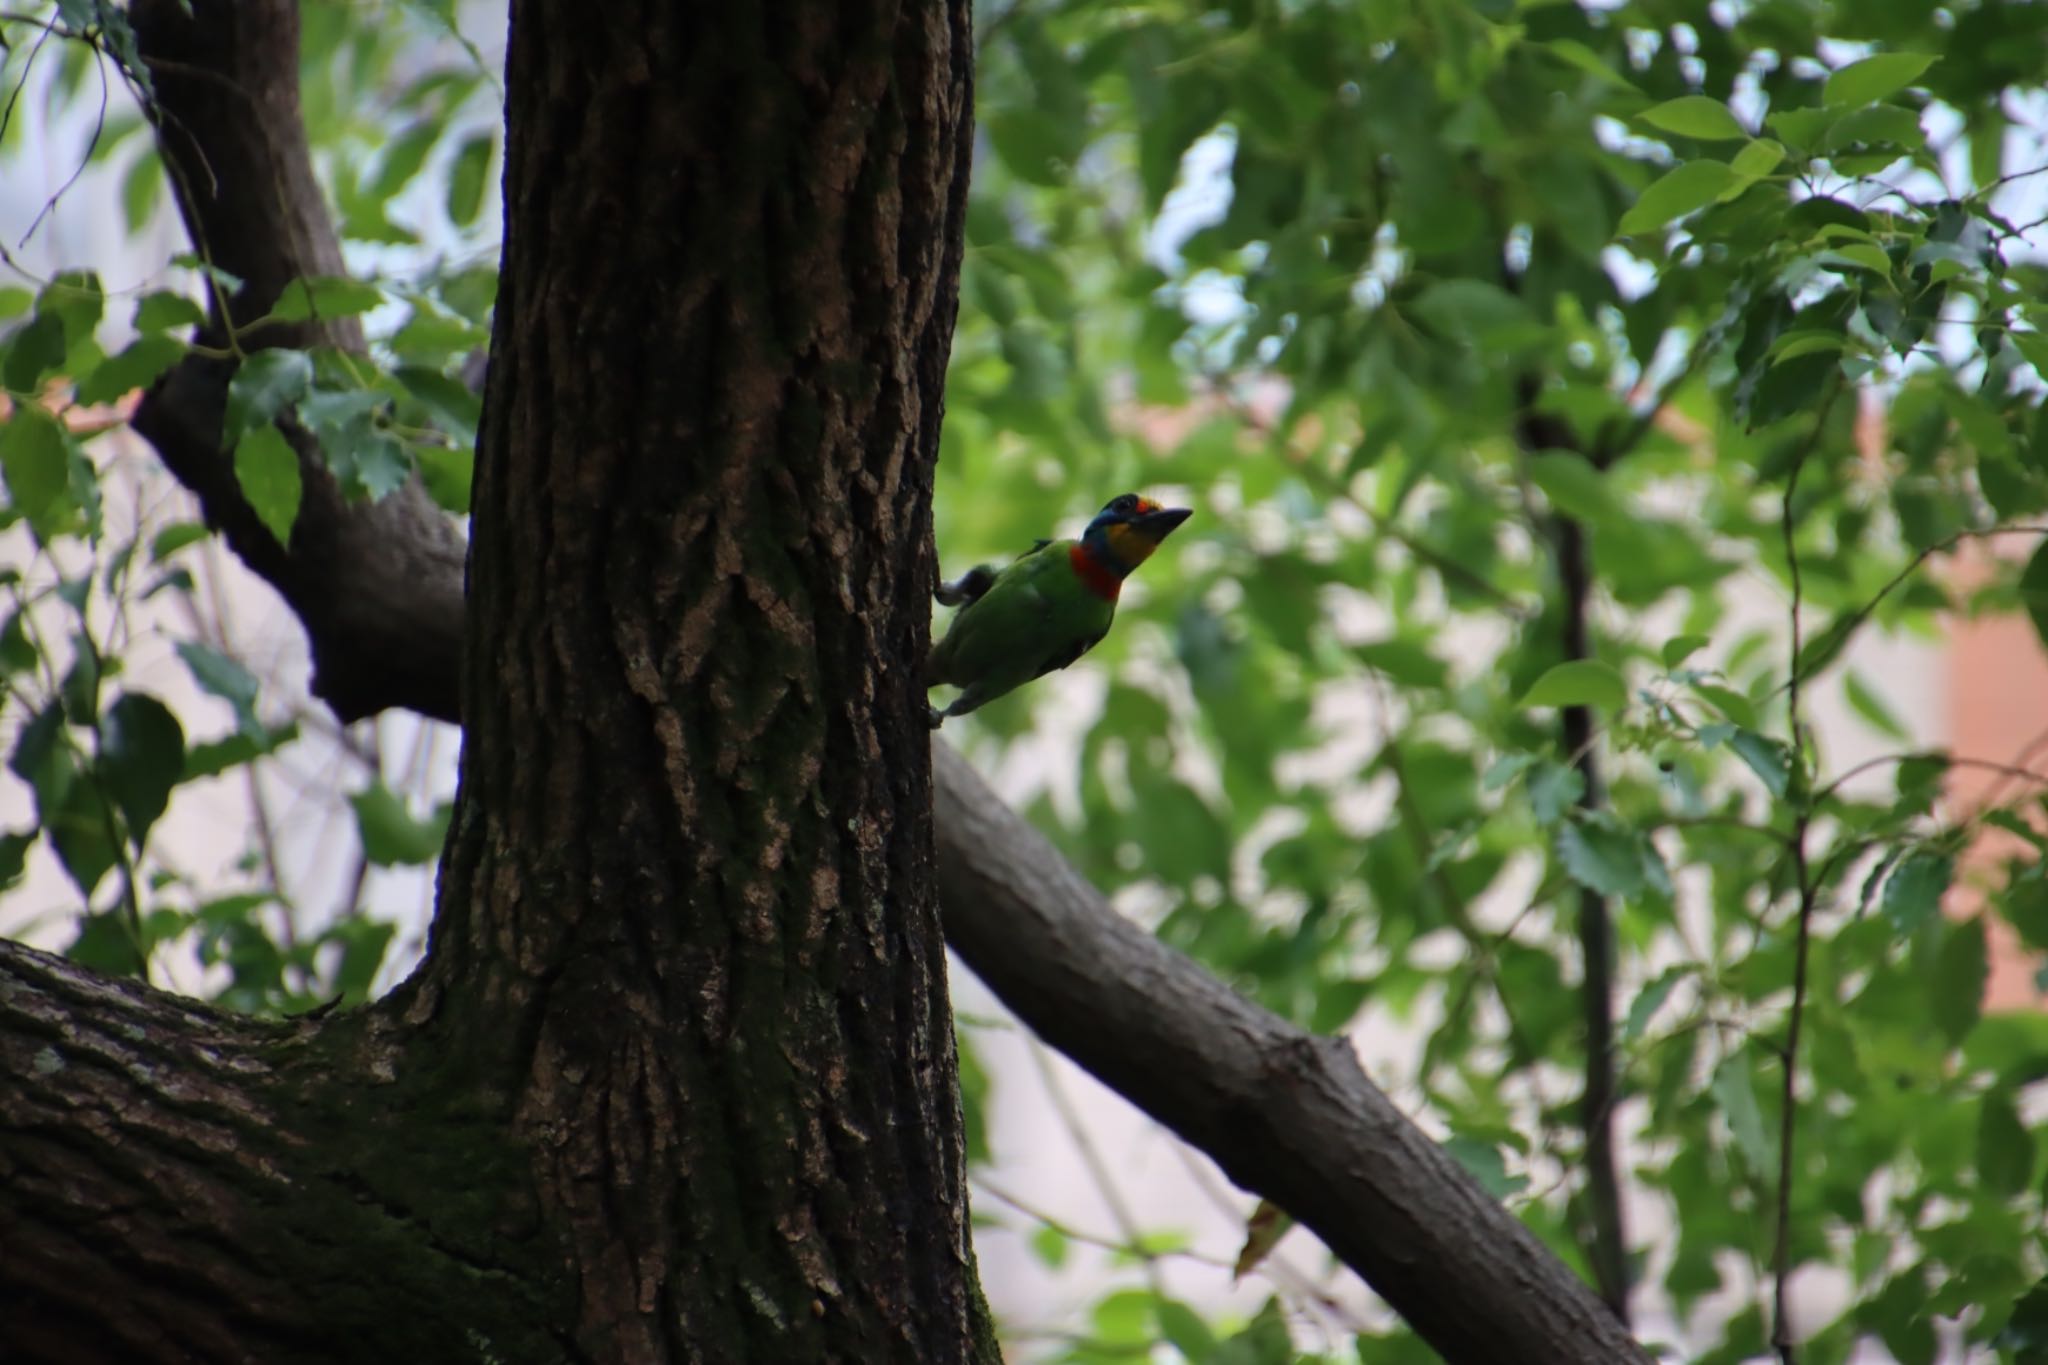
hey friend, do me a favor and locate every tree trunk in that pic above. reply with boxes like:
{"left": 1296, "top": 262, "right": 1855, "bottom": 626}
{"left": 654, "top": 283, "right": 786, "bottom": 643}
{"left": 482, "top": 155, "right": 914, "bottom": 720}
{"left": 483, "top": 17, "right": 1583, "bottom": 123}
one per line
{"left": 2, "top": 1, "right": 986, "bottom": 1361}
{"left": 403, "top": 0, "right": 983, "bottom": 1356}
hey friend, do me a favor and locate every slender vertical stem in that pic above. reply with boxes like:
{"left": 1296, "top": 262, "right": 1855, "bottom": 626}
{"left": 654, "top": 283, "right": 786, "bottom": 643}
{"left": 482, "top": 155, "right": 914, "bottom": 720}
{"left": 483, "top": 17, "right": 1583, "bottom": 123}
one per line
{"left": 1770, "top": 381, "right": 1839, "bottom": 1364}
{"left": 1556, "top": 512, "right": 1630, "bottom": 1319}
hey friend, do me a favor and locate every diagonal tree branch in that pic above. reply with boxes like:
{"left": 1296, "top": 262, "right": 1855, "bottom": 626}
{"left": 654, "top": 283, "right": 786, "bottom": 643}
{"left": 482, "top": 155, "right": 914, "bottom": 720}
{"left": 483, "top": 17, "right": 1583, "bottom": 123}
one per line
{"left": 933, "top": 744, "right": 1652, "bottom": 1363}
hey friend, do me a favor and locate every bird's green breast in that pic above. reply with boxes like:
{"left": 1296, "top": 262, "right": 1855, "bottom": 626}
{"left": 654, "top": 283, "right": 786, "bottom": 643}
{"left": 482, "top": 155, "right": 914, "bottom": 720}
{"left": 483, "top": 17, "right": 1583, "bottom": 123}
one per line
{"left": 928, "top": 539, "right": 1117, "bottom": 690}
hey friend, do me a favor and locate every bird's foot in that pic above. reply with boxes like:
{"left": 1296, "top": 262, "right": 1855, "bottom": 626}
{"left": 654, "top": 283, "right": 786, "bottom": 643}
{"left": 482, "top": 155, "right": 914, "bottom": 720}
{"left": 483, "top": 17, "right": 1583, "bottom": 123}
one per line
{"left": 927, "top": 704, "right": 947, "bottom": 730}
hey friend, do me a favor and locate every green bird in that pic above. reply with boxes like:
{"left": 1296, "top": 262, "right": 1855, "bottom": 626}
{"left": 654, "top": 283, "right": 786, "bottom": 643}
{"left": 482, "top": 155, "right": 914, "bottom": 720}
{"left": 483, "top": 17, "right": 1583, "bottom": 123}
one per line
{"left": 926, "top": 493, "right": 1193, "bottom": 728}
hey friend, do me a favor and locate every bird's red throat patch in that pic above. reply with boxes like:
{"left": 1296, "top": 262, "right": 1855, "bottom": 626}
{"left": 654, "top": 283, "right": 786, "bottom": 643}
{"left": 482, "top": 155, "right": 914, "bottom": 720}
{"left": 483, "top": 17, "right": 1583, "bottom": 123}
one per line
{"left": 1069, "top": 543, "right": 1123, "bottom": 601}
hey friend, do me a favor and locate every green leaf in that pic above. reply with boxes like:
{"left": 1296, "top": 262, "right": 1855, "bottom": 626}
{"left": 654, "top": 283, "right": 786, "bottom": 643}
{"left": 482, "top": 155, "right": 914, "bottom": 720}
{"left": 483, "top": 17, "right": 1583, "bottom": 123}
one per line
{"left": 1843, "top": 670, "right": 1909, "bottom": 742}
{"left": 325, "top": 918, "right": 395, "bottom": 1003}
{"left": 1443, "top": 1135, "right": 1527, "bottom": 1198}
{"left": 150, "top": 522, "right": 209, "bottom": 562}
{"left": 1354, "top": 637, "right": 1448, "bottom": 689}
{"left": 1090, "top": 1288, "right": 1156, "bottom": 1346}
{"left": 1823, "top": 53, "right": 1937, "bottom": 107}
{"left": 1639, "top": 96, "right": 1748, "bottom": 142}
{"left": 348, "top": 430, "right": 411, "bottom": 501}
{"left": 1710, "top": 1051, "right": 1772, "bottom": 1174}
{"left": 1729, "top": 729, "right": 1789, "bottom": 799}
{"left": 350, "top": 781, "right": 449, "bottom": 866}
{"left": 182, "top": 721, "right": 297, "bottom": 781}
{"left": 0, "top": 409, "right": 76, "bottom": 539}
{"left": 1932, "top": 917, "right": 1988, "bottom": 1045}
{"left": 1154, "top": 1299, "right": 1219, "bottom": 1361}
{"left": 1767, "top": 329, "right": 1845, "bottom": 364}
{"left": 367, "top": 119, "right": 443, "bottom": 201}
{"left": 1622, "top": 967, "right": 1692, "bottom": 1044}
{"left": 1409, "top": 279, "right": 1532, "bottom": 344}
{"left": 2021, "top": 540, "right": 2048, "bottom": 655}
{"left": 2000, "top": 1279, "right": 2048, "bottom": 1356}
{"left": 1520, "top": 659, "right": 1626, "bottom": 711}
{"left": 1883, "top": 852, "right": 1954, "bottom": 937}
{"left": 3, "top": 312, "right": 68, "bottom": 393}
{"left": 1977, "top": 1094, "right": 2036, "bottom": 1197}
{"left": 66, "top": 907, "right": 143, "bottom": 976}
{"left": 234, "top": 425, "right": 303, "bottom": 543}
{"left": 0, "top": 610, "right": 34, "bottom": 674}
{"left": 1527, "top": 452, "right": 1624, "bottom": 527}
{"left": 1618, "top": 161, "right": 1741, "bottom": 236}
{"left": 47, "top": 776, "right": 118, "bottom": 903}
{"left": 98, "top": 692, "right": 184, "bottom": 847}
{"left": 1213, "top": 1299, "right": 1291, "bottom": 1364}
{"left": 415, "top": 443, "right": 473, "bottom": 513}
{"left": 224, "top": 349, "right": 313, "bottom": 442}
{"left": 393, "top": 364, "right": 482, "bottom": 440}
{"left": 1690, "top": 681, "right": 1758, "bottom": 730}
{"left": 1536, "top": 38, "right": 1641, "bottom": 90}
{"left": 1729, "top": 138, "right": 1786, "bottom": 178}
{"left": 36, "top": 271, "right": 104, "bottom": 356}
{"left": 74, "top": 335, "right": 184, "bottom": 406}
{"left": 1028, "top": 1223, "right": 1068, "bottom": 1269}
{"left": 133, "top": 290, "right": 206, "bottom": 335}
{"left": 271, "top": 275, "right": 386, "bottom": 323}
{"left": 0, "top": 828, "right": 32, "bottom": 888}
{"left": 120, "top": 149, "right": 164, "bottom": 232}
{"left": 1662, "top": 635, "right": 1710, "bottom": 669}
{"left": 174, "top": 641, "right": 262, "bottom": 737}
{"left": 1557, "top": 816, "right": 1646, "bottom": 898}
{"left": 1527, "top": 761, "right": 1584, "bottom": 825}
{"left": 1823, "top": 242, "right": 1891, "bottom": 277}
{"left": 447, "top": 132, "right": 494, "bottom": 226}
{"left": 170, "top": 254, "right": 244, "bottom": 295}
{"left": 986, "top": 110, "right": 1077, "bottom": 188}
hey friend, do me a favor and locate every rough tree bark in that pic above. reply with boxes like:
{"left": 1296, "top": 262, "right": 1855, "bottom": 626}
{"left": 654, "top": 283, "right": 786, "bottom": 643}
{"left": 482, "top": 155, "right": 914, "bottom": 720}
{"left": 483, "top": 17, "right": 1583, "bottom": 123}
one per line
{"left": 0, "top": 2, "right": 1656, "bottom": 1363}
{"left": 3, "top": 0, "right": 989, "bottom": 1361}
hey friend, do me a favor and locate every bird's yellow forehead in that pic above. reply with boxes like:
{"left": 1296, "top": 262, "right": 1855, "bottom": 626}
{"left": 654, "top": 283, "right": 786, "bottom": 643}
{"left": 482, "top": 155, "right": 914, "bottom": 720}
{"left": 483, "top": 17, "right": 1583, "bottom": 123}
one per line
{"left": 1132, "top": 496, "right": 1160, "bottom": 515}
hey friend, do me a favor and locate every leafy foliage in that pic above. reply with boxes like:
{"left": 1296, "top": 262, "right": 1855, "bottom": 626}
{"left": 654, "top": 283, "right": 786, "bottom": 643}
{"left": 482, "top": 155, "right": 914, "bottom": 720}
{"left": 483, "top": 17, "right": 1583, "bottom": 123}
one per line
{"left": 7, "top": 0, "right": 2048, "bottom": 1359}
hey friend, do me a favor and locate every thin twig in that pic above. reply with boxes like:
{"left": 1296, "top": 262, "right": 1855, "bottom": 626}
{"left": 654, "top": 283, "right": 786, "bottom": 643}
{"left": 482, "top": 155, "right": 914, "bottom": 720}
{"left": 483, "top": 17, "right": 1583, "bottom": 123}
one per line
{"left": 1780, "top": 523, "right": 2048, "bottom": 695}
{"left": 1026, "top": 1040, "right": 1167, "bottom": 1298}
{"left": 972, "top": 1178, "right": 1236, "bottom": 1271}
{"left": 1166, "top": 1144, "right": 1376, "bottom": 1337}
{"left": 16, "top": 26, "right": 112, "bottom": 247}
{"left": 1975, "top": 722, "right": 2048, "bottom": 810}
{"left": 1206, "top": 379, "right": 1532, "bottom": 615}
{"left": 1816, "top": 750, "right": 2048, "bottom": 807}
{"left": 1771, "top": 383, "right": 1840, "bottom": 1365}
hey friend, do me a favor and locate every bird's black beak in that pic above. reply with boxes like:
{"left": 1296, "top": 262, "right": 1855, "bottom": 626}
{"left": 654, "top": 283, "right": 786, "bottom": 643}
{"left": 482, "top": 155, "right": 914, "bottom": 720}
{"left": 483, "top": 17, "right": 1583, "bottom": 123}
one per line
{"left": 1134, "top": 507, "right": 1192, "bottom": 540}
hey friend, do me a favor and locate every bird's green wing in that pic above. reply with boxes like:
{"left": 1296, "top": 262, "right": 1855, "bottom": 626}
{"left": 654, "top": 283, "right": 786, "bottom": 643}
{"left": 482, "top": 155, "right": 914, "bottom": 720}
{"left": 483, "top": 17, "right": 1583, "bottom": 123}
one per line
{"left": 927, "top": 540, "right": 1112, "bottom": 694}
{"left": 1031, "top": 626, "right": 1108, "bottom": 680}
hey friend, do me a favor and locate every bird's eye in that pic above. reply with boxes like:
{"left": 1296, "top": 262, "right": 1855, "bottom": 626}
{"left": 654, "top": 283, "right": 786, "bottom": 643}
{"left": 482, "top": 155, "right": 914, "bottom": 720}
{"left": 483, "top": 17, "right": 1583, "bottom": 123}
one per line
{"left": 1111, "top": 495, "right": 1135, "bottom": 513}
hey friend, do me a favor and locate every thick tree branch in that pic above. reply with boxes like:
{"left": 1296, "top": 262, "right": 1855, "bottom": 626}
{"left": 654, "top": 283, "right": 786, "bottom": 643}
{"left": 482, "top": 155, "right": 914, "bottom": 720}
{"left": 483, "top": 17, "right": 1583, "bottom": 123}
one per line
{"left": 0, "top": 940, "right": 570, "bottom": 1364}
{"left": 933, "top": 745, "right": 1651, "bottom": 1364}
{"left": 129, "top": 0, "right": 465, "bottom": 725}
